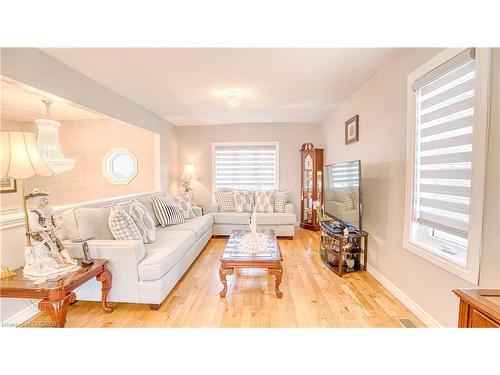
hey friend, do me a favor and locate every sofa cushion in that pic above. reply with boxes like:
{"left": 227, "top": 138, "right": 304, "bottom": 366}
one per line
{"left": 274, "top": 190, "right": 290, "bottom": 213}
{"left": 255, "top": 190, "right": 275, "bottom": 213}
{"left": 211, "top": 212, "right": 251, "bottom": 225}
{"left": 108, "top": 204, "right": 142, "bottom": 241}
{"left": 62, "top": 207, "right": 114, "bottom": 241}
{"left": 161, "top": 214, "right": 213, "bottom": 240}
{"left": 214, "top": 190, "right": 235, "bottom": 212}
{"left": 138, "top": 195, "right": 160, "bottom": 226}
{"left": 129, "top": 200, "right": 156, "bottom": 244}
{"left": 256, "top": 212, "right": 296, "bottom": 225}
{"left": 151, "top": 194, "right": 186, "bottom": 227}
{"left": 138, "top": 230, "right": 196, "bottom": 281}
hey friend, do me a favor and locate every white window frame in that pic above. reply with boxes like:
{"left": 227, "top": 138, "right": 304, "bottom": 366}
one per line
{"left": 403, "top": 48, "right": 491, "bottom": 284}
{"left": 211, "top": 141, "right": 280, "bottom": 199}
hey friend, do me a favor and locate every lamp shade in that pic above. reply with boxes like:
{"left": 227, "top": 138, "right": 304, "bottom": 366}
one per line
{"left": 181, "top": 163, "right": 197, "bottom": 180}
{"left": 1, "top": 131, "right": 54, "bottom": 179}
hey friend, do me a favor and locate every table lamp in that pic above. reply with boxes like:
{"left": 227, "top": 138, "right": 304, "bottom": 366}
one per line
{"left": 1, "top": 131, "right": 54, "bottom": 247}
{"left": 181, "top": 163, "right": 197, "bottom": 204}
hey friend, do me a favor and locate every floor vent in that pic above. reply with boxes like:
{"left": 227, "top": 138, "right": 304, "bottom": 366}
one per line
{"left": 396, "top": 317, "right": 417, "bottom": 328}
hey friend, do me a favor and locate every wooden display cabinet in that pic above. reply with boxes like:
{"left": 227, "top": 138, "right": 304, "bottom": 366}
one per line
{"left": 300, "top": 143, "right": 323, "bottom": 231}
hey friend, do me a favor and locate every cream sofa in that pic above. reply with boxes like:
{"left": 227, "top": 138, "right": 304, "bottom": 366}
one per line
{"left": 208, "top": 202, "right": 296, "bottom": 238}
{"left": 62, "top": 194, "right": 213, "bottom": 310}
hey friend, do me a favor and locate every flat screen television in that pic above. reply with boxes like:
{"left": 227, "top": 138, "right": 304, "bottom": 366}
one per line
{"left": 324, "top": 160, "right": 362, "bottom": 230}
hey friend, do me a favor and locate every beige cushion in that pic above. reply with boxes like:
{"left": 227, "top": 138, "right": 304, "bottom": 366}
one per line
{"left": 211, "top": 212, "right": 251, "bottom": 225}
{"left": 138, "top": 195, "right": 160, "bottom": 226}
{"left": 138, "top": 230, "right": 196, "bottom": 281}
{"left": 214, "top": 190, "right": 235, "bottom": 212}
{"left": 233, "top": 190, "right": 254, "bottom": 212}
{"left": 161, "top": 214, "right": 214, "bottom": 240}
{"left": 255, "top": 190, "right": 275, "bottom": 213}
{"left": 274, "top": 190, "right": 290, "bottom": 213}
{"left": 62, "top": 207, "right": 114, "bottom": 242}
{"left": 129, "top": 200, "right": 156, "bottom": 244}
{"left": 256, "top": 212, "right": 296, "bottom": 225}
{"left": 109, "top": 204, "right": 142, "bottom": 241}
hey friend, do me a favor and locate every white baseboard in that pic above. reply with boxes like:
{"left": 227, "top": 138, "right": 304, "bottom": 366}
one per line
{"left": 367, "top": 265, "right": 442, "bottom": 328}
{"left": 2, "top": 303, "right": 40, "bottom": 327}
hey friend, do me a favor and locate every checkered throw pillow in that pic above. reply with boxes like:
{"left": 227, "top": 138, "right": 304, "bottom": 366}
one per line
{"left": 108, "top": 204, "right": 142, "bottom": 241}
{"left": 274, "top": 190, "right": 290, "bottom": 213}
{"left": 214, "top": 190, "right": 236, "bottom": 212}
{"left": 151, "top": 195, "right": 186, "bottom": 227}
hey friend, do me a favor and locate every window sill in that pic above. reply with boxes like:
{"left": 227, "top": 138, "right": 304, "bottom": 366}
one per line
{"left": 403, "top": 239, "right": 478, "bottom": 285}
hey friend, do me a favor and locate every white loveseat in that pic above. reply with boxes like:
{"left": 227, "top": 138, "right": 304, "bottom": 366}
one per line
{"left": 208, "top": 202, "right": 296, "bottom": 238}
{"left": 62, "top": 194, "right": 213, "bottom": 310}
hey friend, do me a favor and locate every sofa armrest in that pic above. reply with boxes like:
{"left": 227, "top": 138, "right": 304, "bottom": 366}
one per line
{"left": 207, "top": 203, "right": 220, "bottom": 213}
{"left": 284, "top": 203, "right": 294, "bottom": 214}
{"left": 64, "top": 239, "right": 146, "bottom": 280}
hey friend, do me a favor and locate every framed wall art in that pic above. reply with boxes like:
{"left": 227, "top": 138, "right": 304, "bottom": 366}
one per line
{"left": 0, "top": 177, "right": 17, "bottom": 193}
{"left": 345, "top": 115, "right": 359, "bottom": 145}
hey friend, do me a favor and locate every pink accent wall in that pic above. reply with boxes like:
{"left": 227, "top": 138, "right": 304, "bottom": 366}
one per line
{"left": 0, "top": 118, "right": 157, "bottom": 208}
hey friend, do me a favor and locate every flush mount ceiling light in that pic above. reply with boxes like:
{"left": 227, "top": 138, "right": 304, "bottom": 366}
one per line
{"left": 35, "top": 99, "right": 76, "bottom": 175}
{"left": 217, "top": 89, "right": 247, "bottom": 108}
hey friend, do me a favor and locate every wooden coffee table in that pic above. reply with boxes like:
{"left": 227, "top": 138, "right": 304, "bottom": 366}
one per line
{"left": 219, "top": 229, "right": 283, "bottom": 298}
{"left": 0, "top": 259, "right": 112, "bottom": 327}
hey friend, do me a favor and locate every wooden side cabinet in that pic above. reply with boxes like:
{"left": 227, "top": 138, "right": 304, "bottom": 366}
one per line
{"left": 453, "top": 288, "right": 500, "bottom": 328}
{"left": 299, "top": 142, "right": 323, "bottom": 231}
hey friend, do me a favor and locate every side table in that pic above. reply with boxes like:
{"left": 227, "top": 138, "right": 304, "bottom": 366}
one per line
{"left": 0, "top": 259, "right": 113, "bottom": 328}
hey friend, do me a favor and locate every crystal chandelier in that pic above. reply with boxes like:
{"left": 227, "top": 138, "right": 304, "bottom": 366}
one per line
{"left": 36, "top": 100, "right": 76, "bottom": 175}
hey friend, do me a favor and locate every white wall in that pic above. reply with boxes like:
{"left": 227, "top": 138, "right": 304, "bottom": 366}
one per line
{"left": 176, "top": 123, "right": 324, "bottom": 218}
{"left": 320, "top": 48, "right": 500, "bottom": 326}
{"left": 0, "top": 48, "right": 179, "bottom": 323}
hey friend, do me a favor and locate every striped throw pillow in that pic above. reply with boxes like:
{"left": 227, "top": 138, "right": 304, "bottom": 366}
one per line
{"left": 274, "top": 190, "right": 290, "bottom": 213}
{"left": 108, "top": 204, "right": 142, "bottom": 241}
{"left": 151, "top": 195, "right": 186, "bottom": 227}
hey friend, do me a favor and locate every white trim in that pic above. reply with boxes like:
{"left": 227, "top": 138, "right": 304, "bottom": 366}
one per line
{"left": 211, "top": 141, "right": 280, "bottom": 201}
{"left": 403, "top": 48, "right": 490, "bottom": 284}
{"left": 367, "top": 265, "right": 442, "bottom": 328}
{"left": 1, "top": 302, "right": 40, "bottom": 327}
{"left": 102, "top": 147, "right": 138, "bottom": 185}
{"left": 0, "top": 190, "right": 160, "bottom": 230}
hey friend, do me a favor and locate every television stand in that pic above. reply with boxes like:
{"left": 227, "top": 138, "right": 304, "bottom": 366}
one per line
{"left": 319, "top": 220, "right": 368, "bottom": 277}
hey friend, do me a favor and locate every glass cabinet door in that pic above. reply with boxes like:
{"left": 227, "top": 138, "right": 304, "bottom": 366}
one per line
{"left": 303, "top": 154, "right": 313, "bottom": 223}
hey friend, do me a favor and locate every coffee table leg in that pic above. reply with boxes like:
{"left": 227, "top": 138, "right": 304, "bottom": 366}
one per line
{"left": 269, "top": 265, "right": 283, "bottom": 298}
{"left": 38, "top": 292, "right": 76, "bottom": 328}
{"left": 96, "top": 267, "right": 113, "bottom": 313}
{"left": 219, "top": 264, "right": 233, "bottom": 298}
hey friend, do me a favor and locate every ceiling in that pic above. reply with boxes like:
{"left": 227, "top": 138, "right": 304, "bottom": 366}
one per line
{"left": 1, "top": 79, "right": 104, "bottom": 122}
{"left": 42, "top": 48, "right": 403, "bottom": 126}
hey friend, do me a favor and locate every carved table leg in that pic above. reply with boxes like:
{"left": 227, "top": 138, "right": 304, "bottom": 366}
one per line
{"left": 38, "top": 292, "right": 76, "bottom": 328}
{"left": 96, "top": 268, "right": 113, "bottom": 313}
{"left": 219, "top": 263, "right": 234, "bottom": 298}
{"left": 269, "top": 265, "right": 283, "bottom": 298}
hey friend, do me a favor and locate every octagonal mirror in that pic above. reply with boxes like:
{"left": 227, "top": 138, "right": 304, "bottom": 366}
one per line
{"left": 102, "top": 147, "right": 138, "bottom": 184}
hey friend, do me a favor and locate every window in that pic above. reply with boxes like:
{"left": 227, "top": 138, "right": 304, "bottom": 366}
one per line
{"left": 212, "top": 142, "right": 279, "bottom": 192}
{"left": 404, "top": 48, "right": 490, "bottom": 284}
{"left": 102, "top": 147, "right": 138, "bottom": 184}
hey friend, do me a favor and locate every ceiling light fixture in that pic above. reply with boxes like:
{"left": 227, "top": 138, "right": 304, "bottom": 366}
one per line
{"left": 221, "top": 89, "right": 246, "bottom": 108}
{"left": 35, "top": 99, "right": 76, "bottom": 175}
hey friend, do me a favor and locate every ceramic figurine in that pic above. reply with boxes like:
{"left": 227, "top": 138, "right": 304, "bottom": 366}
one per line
{"left": 23, "top": 188, "right": 79, "bottom": 283}
{"left": 248, "top": 208, "right": 258, "bottom": 243}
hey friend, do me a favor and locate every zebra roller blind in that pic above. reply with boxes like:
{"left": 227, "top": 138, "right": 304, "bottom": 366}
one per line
{"left": 413, "top": 48, "right": 475, "bottom": 240}
{"left": 213, "top": 143, "right": 278, "bottom": 191}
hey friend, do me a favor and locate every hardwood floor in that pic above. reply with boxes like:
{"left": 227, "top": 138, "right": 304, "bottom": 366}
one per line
{"left": 29, "top": 228, "right": 425, "bottom": 327}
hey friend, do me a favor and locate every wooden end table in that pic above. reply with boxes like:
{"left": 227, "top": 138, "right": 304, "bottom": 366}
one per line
{"left": 0, "top": 259, "right": 113, "bottom": 327}
{"left": 219, "top": 229, "right": 283, "bottom": 298}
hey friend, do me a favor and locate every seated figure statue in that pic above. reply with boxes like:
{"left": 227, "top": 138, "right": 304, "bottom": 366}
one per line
{"left": 24, "top": 188, "right": 78, "bottom": 283}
